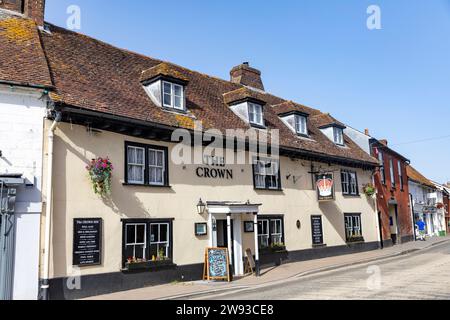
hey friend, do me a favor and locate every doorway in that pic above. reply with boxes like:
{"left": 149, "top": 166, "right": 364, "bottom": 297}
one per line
{"left": 216, "top": 220, "right": 233, "bottom": 248}
{"left": 389, "top": 204, "right": 399, "bottom": 245}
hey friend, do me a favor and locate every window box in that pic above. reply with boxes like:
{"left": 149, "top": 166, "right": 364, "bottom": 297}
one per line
{"left": 124, "top": 260, "right": 175, "bottom": 272}
{"left": 346, "top": 236, "right": 365, "bottom": 244}
{"left": 269, "top": 243, "right": 286, "bottom": 253}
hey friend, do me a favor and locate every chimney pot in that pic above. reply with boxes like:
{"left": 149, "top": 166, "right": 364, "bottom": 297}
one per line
{"left": 379, "top": 139, "right": 388, "bottom": 146}
{"left": 230, "top": 62, "right": 265, "bottom": 91}
{"left": 364, "top": 128, "right": 370, "bottom": 136}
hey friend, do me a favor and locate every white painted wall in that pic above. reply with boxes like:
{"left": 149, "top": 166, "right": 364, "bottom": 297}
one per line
{"left": 0, "top": 85, "right": 46, "bottom": 300}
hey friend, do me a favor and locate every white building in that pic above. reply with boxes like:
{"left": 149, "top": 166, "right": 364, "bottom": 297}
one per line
{"left": 0, "top": 85, "right": 49, "bottom": 300}
{"left": 407, "top": 165, "right": 443, "bottom": 238}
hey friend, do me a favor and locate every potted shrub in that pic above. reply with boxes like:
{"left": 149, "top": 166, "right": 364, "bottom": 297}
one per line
{"left": 363, "top": 183, "right": 376, "bottom": 198}
{"left": 86, "top": 157, "right": 114, "bottom": 196}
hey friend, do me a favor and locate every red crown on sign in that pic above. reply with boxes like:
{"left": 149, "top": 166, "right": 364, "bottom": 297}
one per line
{"left": 317, "top": 177, "right": 333, "bottom": 195}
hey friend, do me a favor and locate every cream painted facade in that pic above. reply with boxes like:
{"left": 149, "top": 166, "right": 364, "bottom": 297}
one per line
{"left": 42, "top": 121, "right": 380, "bottom": 284}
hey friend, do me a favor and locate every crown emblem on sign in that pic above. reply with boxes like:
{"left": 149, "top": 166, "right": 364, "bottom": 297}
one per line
{"left": 317, "top": 176, "right": 333, "bottom": 197}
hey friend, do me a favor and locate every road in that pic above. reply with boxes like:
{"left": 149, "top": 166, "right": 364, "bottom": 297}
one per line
{"left": 198, "top": 242, "right": 450, "bottom": 300}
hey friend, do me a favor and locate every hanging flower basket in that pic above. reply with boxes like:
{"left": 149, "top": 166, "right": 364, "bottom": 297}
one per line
{"left": 86, "top": 157, "right": 114, "bottom": 196}
{"left": 437, "top": 202, "right": 444, "bottom": 209}
{"left": 363, "top": 183, "right": 376, "bottom": 198}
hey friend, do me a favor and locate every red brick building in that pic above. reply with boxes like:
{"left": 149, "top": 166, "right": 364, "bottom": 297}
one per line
{"left": 370, "top": 139, "right": 414, "bottom": 247}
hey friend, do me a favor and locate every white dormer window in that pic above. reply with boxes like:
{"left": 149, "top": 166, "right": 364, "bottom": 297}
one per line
{"left": 295, "top": 115, "right": 308, "bottom": 136}
{"left": 162, "top": 81, "right": 184, "bottom": 110}
{"left": 248, "top": 102, "right": 264, "bottom": 126}
{"left": 333, "top": 127, "right": 344, "bottom": 145}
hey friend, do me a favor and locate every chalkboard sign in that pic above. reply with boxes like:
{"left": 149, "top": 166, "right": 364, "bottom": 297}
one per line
{"left": 203, "top": 248, "right": 230, "bottom": 282}
{"left": 73, "top": 218, "right": 102, "bottom": 266}
{"left": 245, "top": 248, "right": 255, "bottom": 274}
{"left": 311, "top": 215, "right": 324, "bottom": 245}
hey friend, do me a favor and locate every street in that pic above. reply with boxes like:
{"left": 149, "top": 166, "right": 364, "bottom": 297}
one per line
{"left": 196, "top": 242, "right": 450, "bottom": 300}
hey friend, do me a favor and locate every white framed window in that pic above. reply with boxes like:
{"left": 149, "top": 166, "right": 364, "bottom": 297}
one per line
{"left": 258, "top": 220, "right": 269, "bottom": 249}
{"left": 149, "top": 148, "right": 165, "bottom": 186}
{"left": 126, "top": 142, "right": 169, "bottom": 186}
{"left": 127, "top": 146, "right": 145, "bottom": 184}
{"left": 125, "top": 223, "right": 147, "bottom": 260}
{"left": 341, "top": 170, "right": 358, "bottom": 196}
{"left": 390, "top": 158, "right": 396, "bottom": 188}
{"left": 253, "top": 158, "right": 280, "bottom": 190}
{"left": 270, "top": 219, "right": 283, "bottom": 244}
{"left": 162, "top": 81, "right": 184, "bottom": 110}
{"left": 398, "top": 161, "right": 404, "bottom": 190}
{"left": 333, "top": 127, "right": 344, "bottom": 145}
{"left": 248, "top": 102, "right": 264, "bottom": 126}
{"left": 150, "top": 223, "right": 170, "bottom": 260}
{"left": 344, "top": 214, "right": 362, "bottom": 241}
{"left": 378, "top": 151, "right": 386, "bottom": 184}
{"left": 294, "top": 115, "right": 308, "bottom": 135}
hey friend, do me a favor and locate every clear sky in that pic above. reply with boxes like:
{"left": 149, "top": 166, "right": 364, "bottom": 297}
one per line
{"left": 45, "top": 0, "right": 450, "bottom": 183}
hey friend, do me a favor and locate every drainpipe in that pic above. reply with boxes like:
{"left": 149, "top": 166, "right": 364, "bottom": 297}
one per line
{"left": 40, "top": 112, "right": 61, "bottom": 300}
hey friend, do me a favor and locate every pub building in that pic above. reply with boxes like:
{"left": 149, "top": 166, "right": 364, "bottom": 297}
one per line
{"left": 0, "top": 2, "right": 383, "bottom": 299}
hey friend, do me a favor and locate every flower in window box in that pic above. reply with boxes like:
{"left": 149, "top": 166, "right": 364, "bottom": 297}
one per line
{"left": 270, "top": 242, "right": 286, "bottom": 252}
{"left": 86, "top": 157, "right": 114, "bottom": 196}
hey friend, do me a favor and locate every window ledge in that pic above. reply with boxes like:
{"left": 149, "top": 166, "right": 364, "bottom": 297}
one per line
{"left": 250, "top": 123, "right": 267, "bottom": 130}
{"left": 254, "top": 187, "right": 284, "bottom": 192}
{"left": 123, "top": 183, "right": 172, "bottom": 189}
{"left": 312, "top": 244, "right": 327, "bottom": 248}
{"left": 342, "top": 194, "right": 361, "bottom": 198}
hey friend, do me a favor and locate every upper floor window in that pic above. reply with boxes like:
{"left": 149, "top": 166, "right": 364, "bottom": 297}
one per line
{"left": 162, "top": 81, "right": 184, "bottom": 110}
{"left": 333, "top": 127, "right": 344, "bottom": 145}
{"left": 341, "top": 170, "right": 359, "bottom": 196}
{"left": 248, "top": 102, "right": 264, "bottom": 127}
{"left": 125, "top": 142, "right": 169, "bottom": 187}
{"left": 295, "top": 115, "right": 308, "bottom": 136}
{"left": 378, "top": 151, "right": 386, "bottom": 185}
{"left": 253, "top": 157, "right": 281, "bottom": 190}
{"left": 389, "top": 158, "right": 396, "bottom": 188}
{"left": 398, "top": 161, "right": 404, "bottom": 190}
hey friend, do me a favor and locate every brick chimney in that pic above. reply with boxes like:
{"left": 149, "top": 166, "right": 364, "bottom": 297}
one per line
{"left": 0, "top": 0, "right": 46, "bottom": 26}
{"left": 230, "top": 62, "right": 265, "bottom": 91}
{"left": 364, "top": 128, "right": 370, "bottom": 136}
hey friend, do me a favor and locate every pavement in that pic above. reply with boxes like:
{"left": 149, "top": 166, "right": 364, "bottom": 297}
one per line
{"left": 84, "top": 236, "right": 450, "bottom": 300}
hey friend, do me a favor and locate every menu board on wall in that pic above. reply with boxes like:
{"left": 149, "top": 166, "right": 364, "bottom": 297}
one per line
{"left": 73, "top": 218, "right": 102, "bottom": 266}
{"left": 311, "top": 216, "right": 324, "bottom": 246}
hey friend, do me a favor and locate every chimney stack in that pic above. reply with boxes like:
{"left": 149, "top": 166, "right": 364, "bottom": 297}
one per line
{"left": 364, "top": 128, "right": 370, "bottom": 136}
{"left": 230, "top": 62, "right": 265, "bottom": 91}
{"left": 379, "top": 139, "right": 388, "bottom": 146}
{"left": 0, "top": 0, "right": 46, "bottom": 26}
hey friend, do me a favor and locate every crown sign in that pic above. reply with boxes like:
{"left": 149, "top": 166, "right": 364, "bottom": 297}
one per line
{"left": 317, "top": 177, "right": 333, "bottom": 197}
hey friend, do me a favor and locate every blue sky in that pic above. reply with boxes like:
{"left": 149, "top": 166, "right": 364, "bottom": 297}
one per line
{"left": 45, "top": 0, "right": 450, "bottom": 183}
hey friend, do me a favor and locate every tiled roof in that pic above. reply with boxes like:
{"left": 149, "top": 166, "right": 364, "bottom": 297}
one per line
{"left": 4, "top": 19, "right": 377, "bottom": 167}
{"left": 312, "top": 113, "right": 347, "bottom": 129}
{"left": 407, "top": 165, "right": 435, "bottom": 188}
{"left": 0, "top": 11, "right": 52, "bottom": 88}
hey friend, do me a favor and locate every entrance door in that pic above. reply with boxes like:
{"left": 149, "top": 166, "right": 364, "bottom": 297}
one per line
{"left": 0, "top": 183, "right": 16, "bottom": 300}
{"left": 389, "top": 204, "right": 399, "bottom": 245}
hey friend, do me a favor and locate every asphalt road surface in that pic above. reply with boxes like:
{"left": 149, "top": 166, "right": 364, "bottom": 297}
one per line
{"left": 201, "top": 242, "right": 450, "bottom": 300}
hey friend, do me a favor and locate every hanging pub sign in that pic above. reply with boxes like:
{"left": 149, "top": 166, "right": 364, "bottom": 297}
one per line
{"left": 73, "top": 218, "right": 102, "bottom": 266}
{"left": 316, "top": 173, "right": 335, "bottom": 201}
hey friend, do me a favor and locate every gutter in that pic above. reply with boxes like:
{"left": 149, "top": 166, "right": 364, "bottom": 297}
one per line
{"left": 40, "top": 111, "right": 62, "bottom": 300}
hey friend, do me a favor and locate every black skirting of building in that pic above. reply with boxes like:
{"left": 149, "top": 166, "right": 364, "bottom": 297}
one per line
{"left": 47, "top": 241, "right": 381, "bottom": 300}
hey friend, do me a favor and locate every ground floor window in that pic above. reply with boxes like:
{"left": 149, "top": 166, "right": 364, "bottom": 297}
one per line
{"left": 344, "top": 213, "right": 363, "bottom": 242}
{"left": 122, "top": 219, "right": 173, "bottom": 267}
{"left": 258, "top": 216, "right": 285, "bottom": 250}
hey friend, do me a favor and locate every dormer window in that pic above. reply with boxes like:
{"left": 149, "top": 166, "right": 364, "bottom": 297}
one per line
{"left": 248, "top": 102, "right": 264, "bottom": 127}
{"left": 333, "top": 127, "right": 344, "bottom": 145}
{"left": 295, "top": 115, "right": 308, "bottom": 136}
{"left": 162, "top": 81, "right": 184, "bottom": 110}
